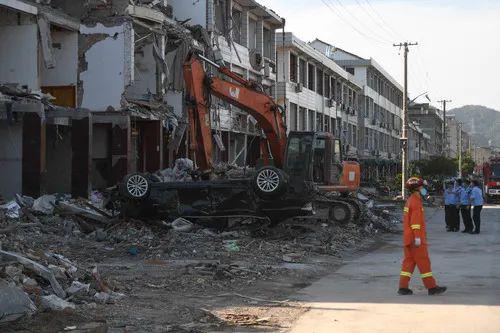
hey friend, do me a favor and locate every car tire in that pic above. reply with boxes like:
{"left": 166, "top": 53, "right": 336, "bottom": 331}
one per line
{"left": 253, "top": 166, "right": 287, "bottom": 199}
{"left": 122, "top": 173, "right": 151, "bottom": 200}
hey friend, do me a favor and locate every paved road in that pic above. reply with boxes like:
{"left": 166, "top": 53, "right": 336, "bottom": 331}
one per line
{"left": 289, "top": 205, "right": 500, "bottom": 333}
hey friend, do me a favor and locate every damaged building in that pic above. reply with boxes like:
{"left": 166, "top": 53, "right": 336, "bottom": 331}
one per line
{"left": 0, "top": 0, "right": 188, "bottom": 199}
{"left": 0, "top": 0, "right": 285, "bottom": 199}
{"left": 169, "top": 0, "right": 284, "bottom": 166}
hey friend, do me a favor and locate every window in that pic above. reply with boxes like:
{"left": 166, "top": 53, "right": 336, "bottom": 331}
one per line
{"left": 353, "top": 125, "right": 357, "bottom": 148}
{"left": 324, "top": 75, "right": 330, "bottom": 98}
{"left": 345, "top": 67, "right": 355, "bottom": 75}
{"left": 316, "top": 68, "right": 323, "bottom": 95}
{"left": 316, "top": 112, "right": 323, "bottom": 131}
{"left": 330, "top": 77, "right": 336, "bottom": 100}
{"left": 299, "top": 107, "right": 307, "bottom": 131}
{"left": 290, "top": 53, "right": 298, "bottom": 83}
{"left": 299, "top": 58, "right": 307, "bottom": 86}
{"left": 248, "top": 18, "right": 257, "bottom": 50}
{"left": 232, "top": 9, "right": 242, "bottom": 44}
{"left": 308, "top": 63, "right": 315, "bottom": 91}
{"left": 308, "top": 110, "right": 315, "bottom": 131}
{"left": 263, "top": 27, "right": 272, "bottom": 58}
{"left": 364, "top": 128, "right": 369, "bottom": 149}
{"left": 290, "top": 103, "right": 298, "bottom": 131}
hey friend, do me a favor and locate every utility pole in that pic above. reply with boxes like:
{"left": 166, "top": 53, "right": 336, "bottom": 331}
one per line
{"left": 394, "top": 41, "right": 418, "bottom": 199}
{"left": 458, "top": 122, "right": 463, "bottom": 178}
{"left": 438, "top": 99, "right": 452, "bottom": 157}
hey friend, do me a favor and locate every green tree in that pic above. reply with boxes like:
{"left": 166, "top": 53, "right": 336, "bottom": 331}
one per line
{"left": 459, "top": 152, "right": 476, "bottom": 176}
{"left": 413, "top": 156, "right": 457, "bottom": 178}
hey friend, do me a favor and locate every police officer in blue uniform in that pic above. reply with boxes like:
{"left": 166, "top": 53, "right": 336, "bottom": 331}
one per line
{"left": 470, "top": 179, "right": 484, "bottom": 234}
{"left": 456, "top": 179, "right": 473, "bottom": 233}
{"left": 444, "top": 180, "right": 459, "bottom": 232}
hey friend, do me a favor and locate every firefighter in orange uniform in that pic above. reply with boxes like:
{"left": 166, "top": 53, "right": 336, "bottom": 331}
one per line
{"left": 398, "top": 177, "right": 447, "bottom": 296}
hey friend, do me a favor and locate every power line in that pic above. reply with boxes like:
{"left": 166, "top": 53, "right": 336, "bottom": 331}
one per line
{"left": 327, "top": 0, "right": 393, "bottom": 44}
{"left": 353, "top": 0, "right": 399, "bottom": 40}
{"left": 363, "top": 0, "right": 404, "bottom": 40}
{"left": 361, "top": 0, "right": 432, "bottom": 93}
{"left": 319, "top": 0, "right": 389, "bottom": 45}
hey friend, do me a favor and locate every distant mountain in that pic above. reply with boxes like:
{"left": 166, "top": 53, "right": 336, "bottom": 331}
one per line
{"left": 448, "top": 105, "right": 500, "bottom": 147}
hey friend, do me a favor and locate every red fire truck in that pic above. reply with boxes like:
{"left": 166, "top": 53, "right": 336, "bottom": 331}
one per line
{"left": 481, "top": 156, "right": 500, "bottom": 203}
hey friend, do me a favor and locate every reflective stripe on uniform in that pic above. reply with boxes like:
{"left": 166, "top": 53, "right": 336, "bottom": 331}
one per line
{"left": 400, "top": 271, "right": 412, "bottom": 277}
{"left": 403, "top": 207, "right": 409, "bottom": 213}
{"left": 410, "top": 224, "right": 421, "bottom": 230}
{"left": 421, "top": 272, "right": 433, "bottom": 278}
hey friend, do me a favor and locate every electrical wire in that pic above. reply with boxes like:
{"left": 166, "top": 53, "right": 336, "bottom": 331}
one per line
{"left": 326, "top": 0, "right": 393, "bottom": 44}
{"left": 319, "top": 0, "right": 389, "bottom": 46}
{"left": 363, "top": 0, "right": 404, "bottom": 40}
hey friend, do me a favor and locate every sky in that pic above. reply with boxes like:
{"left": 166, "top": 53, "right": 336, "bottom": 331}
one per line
{"left": 258, "top": 0, "right": 500, "bottom": 111}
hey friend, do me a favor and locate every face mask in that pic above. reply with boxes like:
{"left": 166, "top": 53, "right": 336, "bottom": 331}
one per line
{"left": 420, "top": 188, "right": 428, "bottom": 196}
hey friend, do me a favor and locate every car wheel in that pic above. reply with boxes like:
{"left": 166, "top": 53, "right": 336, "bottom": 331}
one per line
{"left": 253, "top": 166, "right": 287, "bottom": 199}
{"left": 122, "top": 173, "right": 151, "bottom": 200}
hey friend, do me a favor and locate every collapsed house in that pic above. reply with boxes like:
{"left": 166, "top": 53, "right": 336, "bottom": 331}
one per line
{"left": 0, "top": 0, "right": 186, "bottom": 199}
{"left": 0, "top": 0, "right": 285, "bottom": 200}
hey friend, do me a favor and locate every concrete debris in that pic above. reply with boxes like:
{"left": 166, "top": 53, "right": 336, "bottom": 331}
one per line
{"left": 0, "top": 186, "right": 400, "bottom": 329}
{"left": 170, "top": 217, "right": 194, "bottom": 232}
{"left": 67, "top": 281, "right": 90, "bottom": 296}
{"left": 0, "top": 250, "right": 67, "bottom": 299}
{"left": 154, "top": 158, "right": 195, "bottom": 182}
{"left": 32, "top": 194, "right": 57, "bottom": 215}
{"left": 0, "top": 201, "right": 21, "bottom": 219}
{"left": 41, "top": 295, "right": 76, "bottom": 311}
{"left": 0, "top": 280, "right": 37, "bottom": 323}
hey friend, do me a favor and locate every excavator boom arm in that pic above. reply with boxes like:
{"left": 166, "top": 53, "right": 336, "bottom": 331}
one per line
{"left": 183, "top": 52, "right": 287, "bottom": 171}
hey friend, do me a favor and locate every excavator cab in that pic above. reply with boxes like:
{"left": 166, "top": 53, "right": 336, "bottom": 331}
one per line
{"left": 283, "top": 131, "right": 360, "bottom": 193}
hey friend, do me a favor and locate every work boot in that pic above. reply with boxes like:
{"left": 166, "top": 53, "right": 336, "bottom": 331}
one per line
{"left": 397, "top": 288, "right": 413, "bottom": 295}
{"left": 428, "top": 286, "right": 447, "bottom": 296}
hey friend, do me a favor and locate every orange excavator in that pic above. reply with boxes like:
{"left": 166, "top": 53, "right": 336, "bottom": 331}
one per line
{"left": 183, "top": 51, "right": 362, "bottom": 223}
{"left": 121, "top": 52, "right": 362, "bottom": 224}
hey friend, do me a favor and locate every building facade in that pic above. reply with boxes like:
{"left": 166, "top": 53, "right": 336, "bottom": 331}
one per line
{"left": 275, "top": 33, "right": 362, "bottom": 158}
{"left": 170, "top": 0, "right": 284, "bottom": 166}
{"left": 408, "top": 103, "right": 444, "bottom": 157}
{"left": 310, "top": 39, "right": 403, "bottom": 183}
{"left": 0, "top": 0, "right": 191, "bottom": 198}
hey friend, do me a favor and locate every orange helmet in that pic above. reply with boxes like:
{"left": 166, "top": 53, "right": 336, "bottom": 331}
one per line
{"left": 405, "top": 177, "right": 424, "bottom": 191}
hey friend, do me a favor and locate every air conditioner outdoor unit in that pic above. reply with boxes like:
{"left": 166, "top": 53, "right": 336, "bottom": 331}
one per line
{"left": 264, "top": 62, "right": 271, "bottom": 77}
{"left": 295, "top": 83, "right": 303, "bottom": 93}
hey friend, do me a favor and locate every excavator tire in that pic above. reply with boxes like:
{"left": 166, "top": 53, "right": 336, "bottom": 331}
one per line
{"left": 328, "top": 201, "right": 353, "bottom": 225}
{"left": 253, "top": 166, "right": 288, "bottom": 199}
{"left": 121, "top": 173, "right": 151, "bottom": 200}
{"left": 339, "top": 197, "right": 362, "bottom": 223}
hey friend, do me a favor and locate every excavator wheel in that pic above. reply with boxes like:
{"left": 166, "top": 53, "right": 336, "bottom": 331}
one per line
{"left": 340, "top": 198, "right": 362, "bottom": 223}
{"left": 253, "top": 166, "right": 288, "bottom": 199}
{"left": 328, "top": 202, "right": 353, "bottom": 225}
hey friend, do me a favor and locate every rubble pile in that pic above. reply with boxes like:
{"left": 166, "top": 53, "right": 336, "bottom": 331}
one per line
{"left": 0, "top": 189, "right": 400, "bottom": 331}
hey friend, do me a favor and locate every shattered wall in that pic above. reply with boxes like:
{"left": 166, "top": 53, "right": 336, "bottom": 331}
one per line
{"left": 0, "top": 24, "right": 38, "bottom": 90}
{"left": 169, "top": 0, "right": 207, "bottom": 27}
{"left": 41, "top": 30, "right": 78, "bottom": 87}
{"left": 79, "top": 21, "right": 134, "bottom": 111}
{"left": 126, "top": 43, "right": 157, "bottom": 98}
